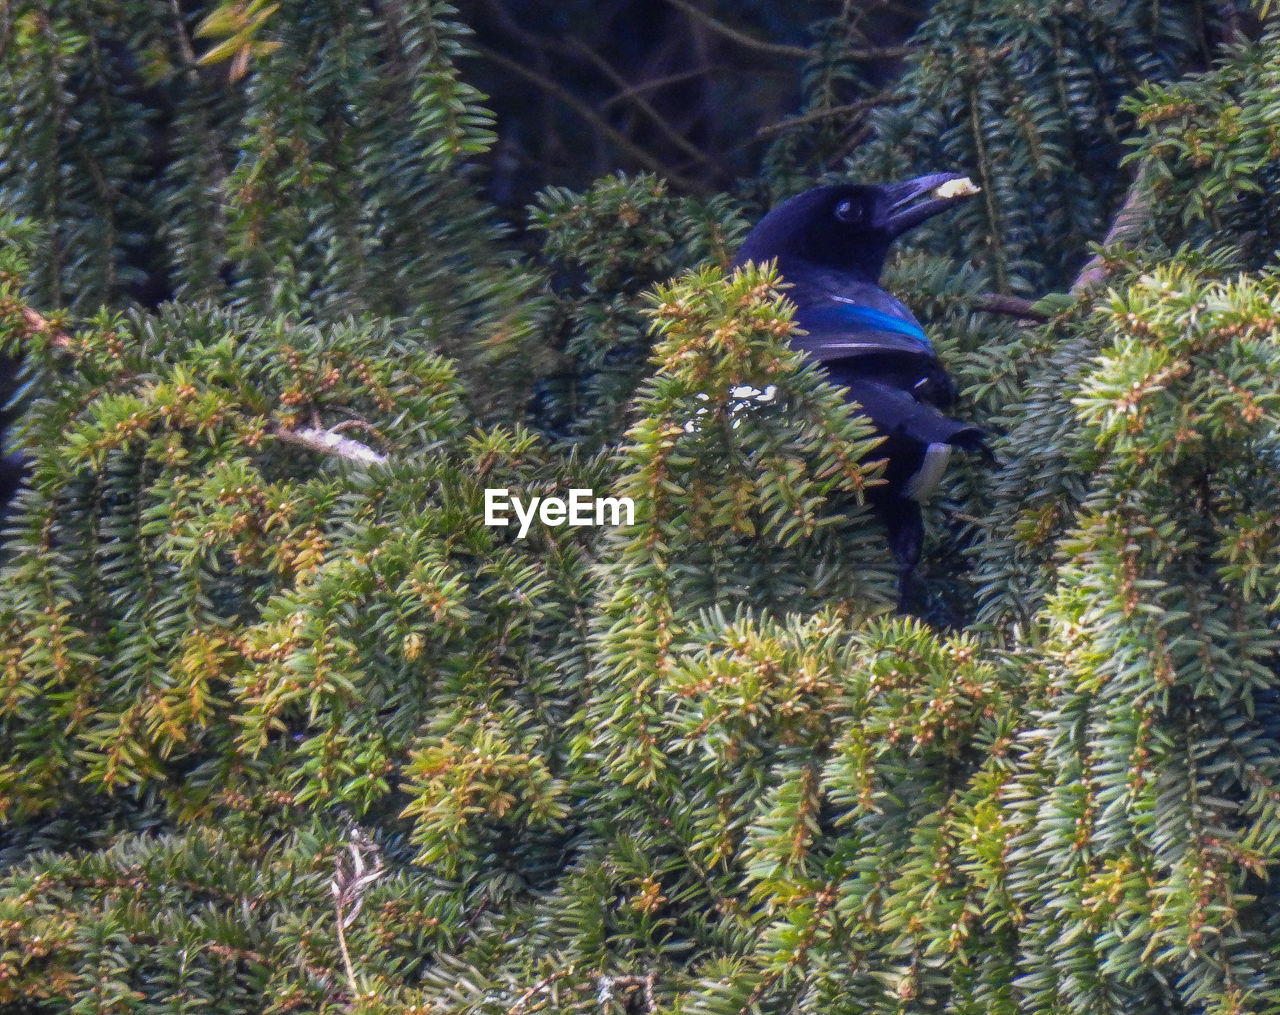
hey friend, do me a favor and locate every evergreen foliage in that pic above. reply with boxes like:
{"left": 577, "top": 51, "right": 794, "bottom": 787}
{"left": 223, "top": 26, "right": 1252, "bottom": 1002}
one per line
{"left": 528, "top": 174, "right": 747, "bottom": 446}
{"left": 3, "top": 2, "right": 1280, "bottom": 1013}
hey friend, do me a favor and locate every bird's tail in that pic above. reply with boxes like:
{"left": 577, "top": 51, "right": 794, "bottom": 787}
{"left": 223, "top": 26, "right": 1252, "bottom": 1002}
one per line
{"left": 947, "top": 427, "right": 999, "bottom": 468}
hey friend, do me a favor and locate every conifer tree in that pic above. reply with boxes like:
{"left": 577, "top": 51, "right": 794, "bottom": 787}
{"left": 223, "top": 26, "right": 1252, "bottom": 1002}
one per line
{"left": 3, "top": 2, "right": 1280, "bottom": 1014}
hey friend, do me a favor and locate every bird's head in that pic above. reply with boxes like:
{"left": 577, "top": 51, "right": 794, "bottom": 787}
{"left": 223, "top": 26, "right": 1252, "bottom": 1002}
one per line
{"left": 734, "top": 173, "right": 978, "bottom": 282}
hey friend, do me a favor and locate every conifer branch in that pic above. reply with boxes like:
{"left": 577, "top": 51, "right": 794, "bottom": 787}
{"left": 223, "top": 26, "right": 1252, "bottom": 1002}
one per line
{"left": 13, "top": 303, "right": 387, "bottom": 466}
{"left": 204, "top": 941, "right": 343, "bottom": 995}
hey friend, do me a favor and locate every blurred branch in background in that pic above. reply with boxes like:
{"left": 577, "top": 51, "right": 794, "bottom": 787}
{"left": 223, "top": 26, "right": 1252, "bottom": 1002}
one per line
{"left": 461, "top": 0, "right": 930, "bottom": 208}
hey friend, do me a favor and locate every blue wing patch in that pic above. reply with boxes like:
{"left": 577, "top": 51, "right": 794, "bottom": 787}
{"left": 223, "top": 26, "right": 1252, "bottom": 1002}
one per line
{"left": 805, "top": 303, "right": 932, "bottom": 349}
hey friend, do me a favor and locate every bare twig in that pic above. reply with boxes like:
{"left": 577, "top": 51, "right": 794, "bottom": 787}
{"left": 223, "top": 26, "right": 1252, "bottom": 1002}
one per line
{"left": 474, "top": 0, "right": 548, "bottom": 51}
{"left": 452, "top": 891, "right": 492, "bottom": 953}
{"left": 600, "top": 67, "right": 722, "bottom": 111}
{"left": 13, "top": 305, "right": 73, "bottom": 349}
{"left": 272, "top": 423, "right": 388, "bottom": 466}
{"left": 972, "top": 292, "right": 1049, "bottom": 322}
{"left": 664, "top": 0, "right": 911, "bottom": 60}
{"left": 755, "top": 93, "right": 903, "bottom": 138}
{"left": 509, "top": 967, "right": 659, "bottom": 1015}
{"left": 568, "top": 38, "right": 726, "bottom": 177}
{"left": 509, "top": 969, "right": 573, "bottom": 1015}
{"left": 661, "top": 0, "right": 811, "bottom": 58}
{"left": 328, "top": 418, "right": 386, "bottom": 440}
{"left": 1071, "top": 162, "right": 1153, "bottom": 294}
{"left": 474, "top": 44, "right": 705, "bottom": 192}
{"left": 331, "top": 827, "right": 386, "bottom": 994}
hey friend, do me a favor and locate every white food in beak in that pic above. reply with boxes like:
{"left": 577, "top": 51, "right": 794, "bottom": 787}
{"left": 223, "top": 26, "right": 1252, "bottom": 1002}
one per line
{"left": 932, "top": 177, "right": 981, "bottom": 199}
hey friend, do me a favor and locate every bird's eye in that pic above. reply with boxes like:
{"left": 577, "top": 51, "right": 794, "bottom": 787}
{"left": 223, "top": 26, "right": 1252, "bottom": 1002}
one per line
{"left": 834, "top": 199, "right": 862, "bottom": 224}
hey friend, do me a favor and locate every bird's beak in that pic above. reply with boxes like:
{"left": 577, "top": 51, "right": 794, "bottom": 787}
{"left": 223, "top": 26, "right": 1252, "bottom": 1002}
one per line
{"left": 878, "top": 172, "right": 975, "bottom": 238}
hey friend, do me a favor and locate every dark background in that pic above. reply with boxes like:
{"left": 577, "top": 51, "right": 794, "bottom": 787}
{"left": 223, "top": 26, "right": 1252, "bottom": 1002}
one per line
{"left": 458, "top": 0, "right": 932, "bottom": 210}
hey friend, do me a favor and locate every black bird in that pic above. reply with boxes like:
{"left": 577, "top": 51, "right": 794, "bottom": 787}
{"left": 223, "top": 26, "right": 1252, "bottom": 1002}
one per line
{"left": 733, "top": 174, "right": 989, "bottom": 608}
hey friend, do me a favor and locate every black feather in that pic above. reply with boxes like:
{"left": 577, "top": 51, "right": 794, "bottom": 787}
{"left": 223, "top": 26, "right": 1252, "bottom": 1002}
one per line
{"left": 732, "top": 174, "right": 986, "bottom": 610}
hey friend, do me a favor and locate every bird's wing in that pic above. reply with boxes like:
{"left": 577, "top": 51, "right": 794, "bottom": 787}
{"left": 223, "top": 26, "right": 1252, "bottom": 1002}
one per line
{"left": 788, "top": 276, "right": 937, "bottom": 363}
{"left": 828, "top": 373, "right": 991, "bottom": 502}
{"left": 829, "top": 373, "right": 979, "bottom": 447}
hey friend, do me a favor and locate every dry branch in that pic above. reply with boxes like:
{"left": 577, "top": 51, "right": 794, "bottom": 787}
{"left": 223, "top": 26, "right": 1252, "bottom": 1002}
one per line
{"left": 755, "top": 93, "right": 904, "bottom": 138}
{"left": 270, "top": 424, "right": 388, "bottom": 466}
{"left": 474, "top": 43, "right": 705, "bottom": 192}
{"left": 14, "top": 305, "right": 73, "bottom": 349}
{"left": 1071, "top": 162, "right": 1153, "bottom": 294}
{"left": 973, "top": 293, "right": 1049, "bottom": 322}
